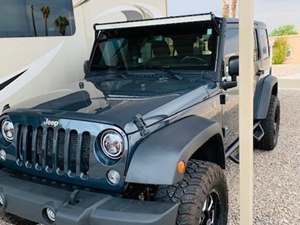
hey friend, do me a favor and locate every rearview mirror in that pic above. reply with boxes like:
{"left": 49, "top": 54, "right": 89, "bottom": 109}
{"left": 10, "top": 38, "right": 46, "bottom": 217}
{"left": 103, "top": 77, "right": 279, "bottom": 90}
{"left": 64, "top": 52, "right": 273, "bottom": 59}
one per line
{"left": 228, "top": 56, "right": 239, "bottom": 77}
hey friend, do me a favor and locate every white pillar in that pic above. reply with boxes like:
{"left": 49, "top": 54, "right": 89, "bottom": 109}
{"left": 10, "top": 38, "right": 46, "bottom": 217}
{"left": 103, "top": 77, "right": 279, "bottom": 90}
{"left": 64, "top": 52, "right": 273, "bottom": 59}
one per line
{"left": 239, "top": 0, "right": 254, "bottom": 224}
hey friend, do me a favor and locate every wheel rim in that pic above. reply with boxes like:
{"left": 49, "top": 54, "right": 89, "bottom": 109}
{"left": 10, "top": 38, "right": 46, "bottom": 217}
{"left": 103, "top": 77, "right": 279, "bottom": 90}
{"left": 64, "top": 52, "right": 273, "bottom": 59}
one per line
{"left": 199, "top": 191, "right": 220, "bottom": 225}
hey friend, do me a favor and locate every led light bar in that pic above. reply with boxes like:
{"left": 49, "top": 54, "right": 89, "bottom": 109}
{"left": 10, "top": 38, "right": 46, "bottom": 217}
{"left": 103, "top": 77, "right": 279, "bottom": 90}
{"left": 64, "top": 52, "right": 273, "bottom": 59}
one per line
{"left": 94, "top": 13, "right": 214, "bottom": 31}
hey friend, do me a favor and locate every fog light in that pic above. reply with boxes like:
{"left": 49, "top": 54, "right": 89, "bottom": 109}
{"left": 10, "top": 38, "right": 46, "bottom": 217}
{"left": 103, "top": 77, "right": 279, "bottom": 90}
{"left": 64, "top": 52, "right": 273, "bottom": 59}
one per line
{"left": 45, "top": 207, "right": 56, "bottom": 223}
{"left": 107, "top": 170, "right": 120, "bottom": 185}
{"left": 0, "top": 150, "right": 6, "bottom": 161}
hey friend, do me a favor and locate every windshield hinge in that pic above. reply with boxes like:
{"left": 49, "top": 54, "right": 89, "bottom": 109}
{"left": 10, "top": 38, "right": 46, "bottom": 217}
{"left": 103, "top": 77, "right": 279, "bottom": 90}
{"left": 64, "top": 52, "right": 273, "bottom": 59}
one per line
{"left": 2, "top": 104, "right": 10, "bottom": 112}
{"left": 134, "top": 114, "right": 148, "bottom": 136}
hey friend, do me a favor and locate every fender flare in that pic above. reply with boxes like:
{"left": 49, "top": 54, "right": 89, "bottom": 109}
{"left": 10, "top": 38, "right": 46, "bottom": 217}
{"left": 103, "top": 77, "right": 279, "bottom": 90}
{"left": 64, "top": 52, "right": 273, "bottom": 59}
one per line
{"left": 254, "top": 75, "right": 278, "bottom": 120}
{"left": 125, "top": 116, "right": 224, "bottom": 185}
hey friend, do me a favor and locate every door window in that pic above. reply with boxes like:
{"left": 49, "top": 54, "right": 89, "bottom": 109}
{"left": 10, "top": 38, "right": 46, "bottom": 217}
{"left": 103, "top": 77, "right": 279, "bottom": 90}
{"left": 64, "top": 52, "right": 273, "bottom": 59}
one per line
{"left": 224, "top": 27, "right": 259, "bottom": 60}
{"left": 257, "top": 29, "right": 270, "bottom": 59}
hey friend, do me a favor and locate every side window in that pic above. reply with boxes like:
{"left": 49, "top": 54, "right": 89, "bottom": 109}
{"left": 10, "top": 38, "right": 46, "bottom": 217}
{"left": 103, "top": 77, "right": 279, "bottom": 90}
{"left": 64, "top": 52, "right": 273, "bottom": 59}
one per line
{"left": 0, "top": 0, "right": 75, "bottom": 38}
{"left": 257, "top": 29, "right": 270, "bottom": 59}
{"left": 224, "top": 28, "right": 239, "bottom": 56}
{"left": 225, "top": 27, "right": 260, "bottom": 60}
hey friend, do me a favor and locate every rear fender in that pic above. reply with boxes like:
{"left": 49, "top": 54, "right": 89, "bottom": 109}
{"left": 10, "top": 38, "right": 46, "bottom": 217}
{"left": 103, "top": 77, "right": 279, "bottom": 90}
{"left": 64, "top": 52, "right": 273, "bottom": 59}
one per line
{"left": 254, "top": 75, "right": 278, "bottom": 120}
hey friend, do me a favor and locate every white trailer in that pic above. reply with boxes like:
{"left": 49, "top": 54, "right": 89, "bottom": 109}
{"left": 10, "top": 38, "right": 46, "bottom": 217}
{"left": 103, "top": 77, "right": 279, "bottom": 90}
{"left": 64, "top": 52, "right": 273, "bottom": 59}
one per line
{"left": 0, "top": 0, "right": 167, "bottom": 110}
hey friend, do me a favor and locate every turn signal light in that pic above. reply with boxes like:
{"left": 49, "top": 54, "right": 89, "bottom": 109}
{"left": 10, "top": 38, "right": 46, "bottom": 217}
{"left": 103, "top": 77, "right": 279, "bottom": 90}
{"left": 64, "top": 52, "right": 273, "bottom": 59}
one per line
{"left": 177, "top": 161, "right": 186, "bottom": 174}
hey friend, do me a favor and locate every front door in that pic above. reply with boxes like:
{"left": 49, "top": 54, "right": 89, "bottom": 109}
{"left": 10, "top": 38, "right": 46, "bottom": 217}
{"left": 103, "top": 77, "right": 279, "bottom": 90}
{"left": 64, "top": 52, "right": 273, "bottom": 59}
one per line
{"left": 221, "top": 25, "right": 260, "bottom": 149}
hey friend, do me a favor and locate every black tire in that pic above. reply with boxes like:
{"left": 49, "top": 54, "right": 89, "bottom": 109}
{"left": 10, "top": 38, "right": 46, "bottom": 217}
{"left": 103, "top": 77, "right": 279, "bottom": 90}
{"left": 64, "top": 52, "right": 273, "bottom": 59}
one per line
{"left": 255, "top": 95, "right": 280, "bottom": 151}
{"left": 155, "top": 160, "right": 228, "bottom": 225}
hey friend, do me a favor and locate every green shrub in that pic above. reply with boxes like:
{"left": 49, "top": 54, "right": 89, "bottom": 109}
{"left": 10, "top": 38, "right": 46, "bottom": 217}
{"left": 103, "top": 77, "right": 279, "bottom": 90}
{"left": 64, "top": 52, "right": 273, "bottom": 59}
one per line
{"left": 271, "top": 25, "right": 298, "bottom": 36}
{"left": 272, "top": 38, "right": 289, "bottom": 64}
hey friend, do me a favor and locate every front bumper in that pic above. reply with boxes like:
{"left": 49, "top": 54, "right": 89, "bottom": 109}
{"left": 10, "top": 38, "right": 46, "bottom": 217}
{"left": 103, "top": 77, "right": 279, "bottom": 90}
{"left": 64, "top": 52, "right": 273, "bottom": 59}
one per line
{"left": 0, "top": 170, "right": 178, "bottom": 225}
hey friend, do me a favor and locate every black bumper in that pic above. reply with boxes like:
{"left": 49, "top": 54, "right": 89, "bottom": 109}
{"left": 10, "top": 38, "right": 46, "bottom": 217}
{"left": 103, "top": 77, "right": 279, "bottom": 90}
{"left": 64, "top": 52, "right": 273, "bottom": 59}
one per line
{"left": 0, "top": 170, "right": 178, "bottom": 225}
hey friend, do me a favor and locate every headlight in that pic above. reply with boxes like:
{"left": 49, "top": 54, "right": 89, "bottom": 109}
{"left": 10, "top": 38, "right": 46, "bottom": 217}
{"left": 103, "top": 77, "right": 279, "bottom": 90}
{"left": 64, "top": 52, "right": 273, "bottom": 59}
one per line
{"left": 100, "top": 130, "right": 124, "bottom": 159}
{"left": 1, "top": 119, "right": 14, "bottom": 142}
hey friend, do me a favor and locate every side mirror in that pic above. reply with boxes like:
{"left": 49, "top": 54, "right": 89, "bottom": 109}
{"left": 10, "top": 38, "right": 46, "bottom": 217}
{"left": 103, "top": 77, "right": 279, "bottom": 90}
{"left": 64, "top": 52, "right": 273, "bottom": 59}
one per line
{"left": 84, "top": 60, "right": 90, "bottom": 75}
{"left": 221, "top": 81, "right": 237, "bottom": 90}
{"left": 228, "top": 56, "right": 239, "bottom": 77}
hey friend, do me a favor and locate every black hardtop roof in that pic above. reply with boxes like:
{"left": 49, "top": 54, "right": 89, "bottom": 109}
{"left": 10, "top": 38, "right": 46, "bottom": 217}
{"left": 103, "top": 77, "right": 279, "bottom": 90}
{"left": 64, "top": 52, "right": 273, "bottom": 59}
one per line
{"left": 225, "top": 17, "right": 267, "bottom": 28}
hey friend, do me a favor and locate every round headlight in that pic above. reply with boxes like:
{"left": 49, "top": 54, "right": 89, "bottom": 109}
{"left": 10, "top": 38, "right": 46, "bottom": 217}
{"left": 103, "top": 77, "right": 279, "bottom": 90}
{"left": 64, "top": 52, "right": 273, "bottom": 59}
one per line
{"left": 100, "top": 130, "right": 124, "bottom": 159}
{"left": 1, "top": 119, "right": 14, "bottom": 142}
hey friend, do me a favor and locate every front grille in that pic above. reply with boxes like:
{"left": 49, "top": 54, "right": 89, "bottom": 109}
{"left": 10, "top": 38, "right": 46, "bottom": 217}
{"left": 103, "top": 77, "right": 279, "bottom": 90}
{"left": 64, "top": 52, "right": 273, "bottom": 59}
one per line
{"left": 16, "top": 125, "right": 91, "bottom": 178}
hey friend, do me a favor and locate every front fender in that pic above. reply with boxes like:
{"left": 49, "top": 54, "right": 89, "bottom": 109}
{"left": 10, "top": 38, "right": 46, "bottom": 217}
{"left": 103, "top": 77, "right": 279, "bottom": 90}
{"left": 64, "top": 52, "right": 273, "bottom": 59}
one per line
{"left": 125, "top": 116, "right": 224, "bottom": 185}
{"left": 254, "top": 75, "right": 278, "bottom": 120}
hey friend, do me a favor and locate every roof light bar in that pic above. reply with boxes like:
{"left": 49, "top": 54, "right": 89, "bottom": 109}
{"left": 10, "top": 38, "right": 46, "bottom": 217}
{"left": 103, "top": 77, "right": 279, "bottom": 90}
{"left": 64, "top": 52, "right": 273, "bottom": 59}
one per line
{"left": 94, "top": 13, "right": 214, "bottom": 31}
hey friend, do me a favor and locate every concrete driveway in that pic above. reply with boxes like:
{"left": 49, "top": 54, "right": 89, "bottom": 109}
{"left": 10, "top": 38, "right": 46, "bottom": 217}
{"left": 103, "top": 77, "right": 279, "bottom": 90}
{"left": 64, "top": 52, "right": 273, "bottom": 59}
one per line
{"left": 273, "top": 64, "right": 300, "bottom": 89}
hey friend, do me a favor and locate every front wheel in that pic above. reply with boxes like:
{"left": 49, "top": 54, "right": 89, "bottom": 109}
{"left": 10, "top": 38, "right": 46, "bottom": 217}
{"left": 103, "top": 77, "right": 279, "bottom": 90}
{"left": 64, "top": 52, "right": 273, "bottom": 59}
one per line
{"left": 155, "top": 160, "right": 228, "bottom": 225}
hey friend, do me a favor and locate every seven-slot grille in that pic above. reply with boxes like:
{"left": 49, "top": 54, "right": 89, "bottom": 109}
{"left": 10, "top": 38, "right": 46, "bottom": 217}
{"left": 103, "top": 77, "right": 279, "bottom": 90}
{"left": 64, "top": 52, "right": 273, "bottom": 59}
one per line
{"left": 15, "top": 124, "right": 91, "bottom": 178}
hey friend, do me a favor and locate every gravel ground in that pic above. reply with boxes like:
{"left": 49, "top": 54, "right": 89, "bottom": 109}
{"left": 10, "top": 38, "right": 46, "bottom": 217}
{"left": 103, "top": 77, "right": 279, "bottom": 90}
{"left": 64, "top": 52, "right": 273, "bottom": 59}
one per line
{"left": 1, "top": 89, "right": 299, "bottom": 225}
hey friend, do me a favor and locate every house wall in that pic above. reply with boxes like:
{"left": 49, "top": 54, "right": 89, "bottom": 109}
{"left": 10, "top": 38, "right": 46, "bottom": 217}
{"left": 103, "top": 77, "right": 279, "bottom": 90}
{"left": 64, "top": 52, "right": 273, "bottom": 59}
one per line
{"left": 0, "top": 0, "right": 167, "bottom": 110}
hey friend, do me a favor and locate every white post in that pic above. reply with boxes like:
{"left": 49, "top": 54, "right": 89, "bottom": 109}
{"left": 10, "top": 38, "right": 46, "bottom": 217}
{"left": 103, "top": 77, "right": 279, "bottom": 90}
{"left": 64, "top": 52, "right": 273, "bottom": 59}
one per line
{"left": 239, "top": 0, "right": 254, "bottom": 224}
{"left": 165, "top": 0, "right": 168, "bottom": 16}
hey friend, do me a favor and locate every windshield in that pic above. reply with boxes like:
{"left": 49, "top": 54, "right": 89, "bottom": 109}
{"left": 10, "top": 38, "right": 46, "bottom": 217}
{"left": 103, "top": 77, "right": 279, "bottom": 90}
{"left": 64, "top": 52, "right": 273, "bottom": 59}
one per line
{"left": 87, "top": 21, "right": 219, "bottom": 97}
{"left": 90, "top": 22, "right": 218, "bottom": 71}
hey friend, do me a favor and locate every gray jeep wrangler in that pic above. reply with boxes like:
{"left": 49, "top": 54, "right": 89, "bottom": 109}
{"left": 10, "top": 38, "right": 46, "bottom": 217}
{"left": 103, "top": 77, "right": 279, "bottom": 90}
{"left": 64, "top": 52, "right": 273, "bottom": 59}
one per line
{"left": 0, "top": 13, "right": 280, "bottom": 225}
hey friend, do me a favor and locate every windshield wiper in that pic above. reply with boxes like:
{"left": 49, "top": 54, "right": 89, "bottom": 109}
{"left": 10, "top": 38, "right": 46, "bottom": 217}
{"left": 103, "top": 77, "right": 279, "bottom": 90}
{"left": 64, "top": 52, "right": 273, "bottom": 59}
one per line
{"left": 146, "top": 66, "right": 184, "bottom": 81}
{"left": 90, "top": 65, "right": 129, "bottom": 79}
{"left": 163, "top": 69, "right": 184, "bottom": 81}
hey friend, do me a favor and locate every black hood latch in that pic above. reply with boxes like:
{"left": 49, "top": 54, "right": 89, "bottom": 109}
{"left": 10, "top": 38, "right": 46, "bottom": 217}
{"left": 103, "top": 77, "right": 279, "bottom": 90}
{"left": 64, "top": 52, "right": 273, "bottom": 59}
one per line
{"left": 134, "top": 114, "right": 148, "bottom": 136}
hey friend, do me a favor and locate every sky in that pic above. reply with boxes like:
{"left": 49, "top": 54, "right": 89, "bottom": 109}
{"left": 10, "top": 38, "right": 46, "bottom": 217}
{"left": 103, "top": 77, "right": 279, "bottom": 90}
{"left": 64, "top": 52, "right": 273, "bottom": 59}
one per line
{"left": 168, "top": 0, "right": 300, "bottom": 31}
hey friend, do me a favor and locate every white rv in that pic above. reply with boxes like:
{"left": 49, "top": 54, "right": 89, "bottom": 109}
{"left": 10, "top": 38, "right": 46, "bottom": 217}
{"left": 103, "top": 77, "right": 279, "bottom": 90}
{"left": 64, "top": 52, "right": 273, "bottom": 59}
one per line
{"left": 0, "top": 0, "right": 167, "bottom": 110}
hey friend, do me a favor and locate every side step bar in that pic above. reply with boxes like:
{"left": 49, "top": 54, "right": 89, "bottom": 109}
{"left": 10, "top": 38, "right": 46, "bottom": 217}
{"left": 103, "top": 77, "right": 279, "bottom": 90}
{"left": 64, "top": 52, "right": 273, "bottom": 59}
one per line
{"left": 225, "top": 122, "right": 264, "bottom": 164}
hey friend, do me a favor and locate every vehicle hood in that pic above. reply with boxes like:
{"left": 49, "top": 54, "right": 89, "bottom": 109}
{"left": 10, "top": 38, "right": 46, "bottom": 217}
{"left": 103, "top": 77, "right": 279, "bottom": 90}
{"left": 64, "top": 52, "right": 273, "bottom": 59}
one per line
{"left": 8, "top": 78, "right": 212, "bottom": 133}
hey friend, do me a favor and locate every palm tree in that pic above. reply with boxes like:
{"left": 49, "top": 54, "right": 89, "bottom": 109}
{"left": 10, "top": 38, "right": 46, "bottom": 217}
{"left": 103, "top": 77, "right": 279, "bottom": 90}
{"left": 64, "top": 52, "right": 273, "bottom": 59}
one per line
{"left": 231, "top": 0, "right": 238, "bottom": 18}
{"left": 54, "top": 16, "right": 70, "bottom": 36}
{"left": 222, "top": 0, "right": 230, "bottom": 18}
{"left": 30, "top": 5, "right": 37, "bottom": 36}
{"left": 41, "top": 6, "right": 50, "bottom": 36}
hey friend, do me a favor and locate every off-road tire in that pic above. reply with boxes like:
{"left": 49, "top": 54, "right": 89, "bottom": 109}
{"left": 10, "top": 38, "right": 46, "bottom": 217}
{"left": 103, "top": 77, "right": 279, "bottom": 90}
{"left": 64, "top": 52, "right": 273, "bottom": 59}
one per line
{"left": 155, "top": 160, "right": 228, "bottom": 225}
{"left": 255, "top": 95, "right": 280, "bottom": 151}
